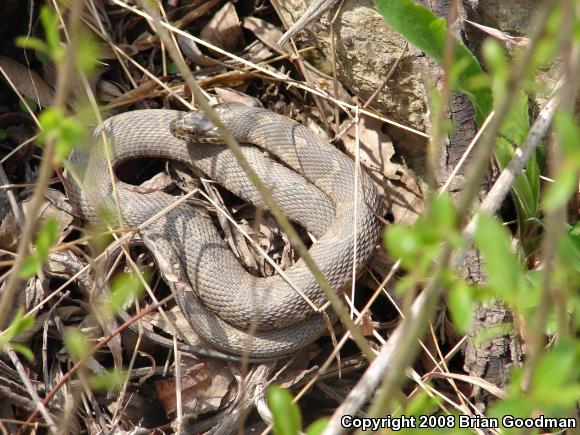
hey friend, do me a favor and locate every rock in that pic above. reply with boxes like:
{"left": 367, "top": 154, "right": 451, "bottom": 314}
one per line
{"left": 277, "top": 0, "right": 429, "bottom": 131}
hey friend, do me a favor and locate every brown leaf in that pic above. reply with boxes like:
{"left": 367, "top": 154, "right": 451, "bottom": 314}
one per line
{"left": 148, "top": 305, "right": 204, "bottom": 347}
{"left": 200, "top": 3, "right": 244, "bottom": 53}
{"left": 388, "top": 168, "right": 424, "bottom": 225}
{"left": 343, "top": 116, "right": 424, "bottom": 224}
{"left": 172, "top": 0, "right": 220, "bottom": 30}
{"left": 139, "top": 171, "right": 174, "bottom": 192}
{"left": 361, "top": 312, "right": 374, "bottom": 336}
{"left": 243, "top": 16, "right": 291, "bottom": 54}
{"left": 465, "top": 20, "right": 531, "bottom": 47}
{"left": 214, "top": 88, "right": 262, "bottom": 106}
{"left": 198, "top": 70, "right": 255, "bottom": 89}
{"left": 155, "top": 359, "right": 234, "bottom": 418}
{"left": 22, "top": 198, "right": 73, "bottom": 237}
{"left": 343, "top": 116, "right": 397, "bottom": 179}
{"left": 103, "top": 78, "right": 161, "bottom": 109}
{"left": 0, "top": 55, "right": 54, "bottom": 108}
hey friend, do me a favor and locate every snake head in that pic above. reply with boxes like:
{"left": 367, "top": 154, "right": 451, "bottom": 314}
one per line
{"left": 170, "top": 111, "right": 222, "bottom": 144}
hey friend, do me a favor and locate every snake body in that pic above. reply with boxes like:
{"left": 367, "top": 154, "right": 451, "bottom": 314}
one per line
{"left": 67, "top": 103, "right": 381, "bottom": 359}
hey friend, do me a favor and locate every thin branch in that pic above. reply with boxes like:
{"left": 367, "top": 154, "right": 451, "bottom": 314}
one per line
{"left": 138, "top": 1, "right": 376, "bottom": 361}
{"left": 110, "top": 0, "right": 429, "bottom": 139}
{"left": 6, "top": 347, "right": 57, "bottom": 433}
{"left": 0, "top": 0, "right": 85, "bottom": 328}
{"left": 321, "top": 76, "right": 563, "bottom": 435}
{"left": 24, "top": 293, "right": 176, "bottom": 425}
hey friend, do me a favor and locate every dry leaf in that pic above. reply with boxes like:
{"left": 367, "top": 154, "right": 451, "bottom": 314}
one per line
{"left": 361, "top": 312, "right": 374, "bottom": 336}
{"left": 214, "top": 88, "right": 262, "bottom": 106}
{"left": 243, "top": 16, "right": 291, "bottom": 54}
{"left": 465, "top": 20, "right": 531, "bottom": 47}
{"left": 0, "top": 55, "right": 54, "bottom": 108}
{"left": 388, "top": 168, "right": 424, "bottom": 225}
{"left": 148, "top": 305, "right": 204, "bottom": 347}
{"left": 172, "top": 0, "right": 220, "bottom": 30}
{"left": 343, "top": 116, "right": 398, "bottom": 179}
{"left": 22, "top": 198, "right": 73, "bottom": 236}
{"left": 155, "top": 359, "right": 235, "bottom": 418}
{"left": 0, "top": 190, "right": 19, "bottom": 251}
{"left": 343, "top": 116, "right": 424, "bottom": 224}
{"left": 200, "top": 3, "right": 244, "bottom": 53}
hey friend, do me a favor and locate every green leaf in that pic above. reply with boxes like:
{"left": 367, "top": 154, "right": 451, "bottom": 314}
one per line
{"left": 531, "top": 340, "right": 577, "bottom": 394}
{"left": 554, "top": 112, "right": 580, "bottom": 162}
{"left": 543, "top": 112, "right": 580, "bottom": 211}
{"left": 19, "top": 218, "right": 59, "bottom": 278}
{"left": 64, "top": 328, "right": 89, "bottom": 360}
{"left": 15, "top": 36, "right": 50, "bottom": 55}
{"left": 305, "top": 418, "right": 328, "bottom": 435}
{"left": 267, "top": 385, "right": 301, "bottom": 435}
{"left": 474, "top": 214, "right": 528, "bottom": 306}
{"left": 530, "top": 7, "right": 561, "bottom": 70}
{"left": 10, "top": 343, "right": 35, "bottom": 361}
{"left": 556, "top": 225, "right": 580, "bottom": 278}
{"left": 38, "top": 108, "right": 85, "bottom": 162}
{"left": 544, "top": 169, "right": 578, "bottom": 211}
{"left": 19, "top": 256, "right": 41, "bottom": 279}
{"left": 405, "top": 387, "right": 440, "bottom": 416}
{"left": 448, "top": 283, "right": 474, "bottom": 333}
{"left": 35, "top": 218, "right": 59, "bottom": 259}
{"left": 374, "top": 0, "right": 540, "bottom": 257}
{"left": 384, "top": 226, "right": 421, "bottom": 269}
{"left": 89, "top": 370, "right": 127, "bottom": 391}
{"left": 483, "top": 38, "right": 509, "bottom": 101}
{"left": 56, "top": 117, "right": 85, "bottom": 161}
{"left": 428, "top": 193, "right": 457, "bottom": 233}
{"left": 75, "top": 28, "right": 101, "bottom": 73}
{"left": 394, "top": 275, "right": 416, "bottom": 295}
{"left": 39, "top": 107, "right": 62, "bottom": 130}
{"left": 0, "top": 129, "right": 7, "bottom": 139}
{"left": 489, "top": 396, "right": 533, "bottom": 423}
{"left": 39, "top": 6, "right": 65, "bottom": 62}
{"left": 102, "top": 271, "right": 145, "bottom": 315}
{"left": 1, "top": 310, "right": 34, "bottom": 343}
{"left": 168, "top": 62, "right": 178, "bottom": 74}
{"left": 18, "top": 96, "right": 38, "bottom": 114}
{"left": 373, "top": 0, "right": 492, "bottom": 122}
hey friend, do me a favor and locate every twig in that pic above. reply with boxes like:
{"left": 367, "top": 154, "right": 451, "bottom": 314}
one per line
{"left": 138, "top": 0, "right": 376, "bottom": 361}
{"left": 24, "top": 293, "right": 176, "bottom": 426}
{"left": 349, "top": 106, "right": 360, "bottom": 316}
{"left": 277, "top": 0, "right": 340, "bottom": 46}
{"left": 197, "top": 189, "right": 319, "bottom": 312}
{"left": 0, "top": 0, "right": 85, "bottom": 328}
{"left": 110, "top": 0, "right": 429, "bottom": 139}
{"left": 331, "top": 41, "right": 409, "bottom": 141}
{"left": 329, "top": 0, "right": 346, "bottom": 131}
{"left": 524, "top": 15, "right": 580, "bottom": 388}
{"left": 6, "top": 347, "right": 57, "bottom": 433}
{"left": 321, "top": 76, "right": 563, "bottom": 435}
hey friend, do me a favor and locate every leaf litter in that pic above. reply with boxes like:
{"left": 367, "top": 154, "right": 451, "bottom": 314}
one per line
{"left": 0, "top": 1, "right": 439, "bottom": 433}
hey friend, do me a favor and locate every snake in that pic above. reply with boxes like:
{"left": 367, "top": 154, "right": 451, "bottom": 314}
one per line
{"left": 66, "top": 103, "right": 381, "bottom": 359}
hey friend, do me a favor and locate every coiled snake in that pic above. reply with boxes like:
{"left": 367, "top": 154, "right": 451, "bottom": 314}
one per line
{"left": 66, "top": 103, "right": 381, "bottom": 359}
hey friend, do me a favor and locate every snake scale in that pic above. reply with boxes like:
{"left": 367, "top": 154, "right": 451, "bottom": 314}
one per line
{"left": 66, "top": 103, "right": 381, "bottom": 359}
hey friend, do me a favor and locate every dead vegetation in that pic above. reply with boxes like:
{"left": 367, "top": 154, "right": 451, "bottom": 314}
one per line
{"left": 0, "top": 0, "right": 577, "bottom": 434}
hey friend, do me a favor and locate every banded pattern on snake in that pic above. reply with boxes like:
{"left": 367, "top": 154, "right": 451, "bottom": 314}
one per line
{"left": 66, "top": 103, "right": 381, "bottom": 359}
